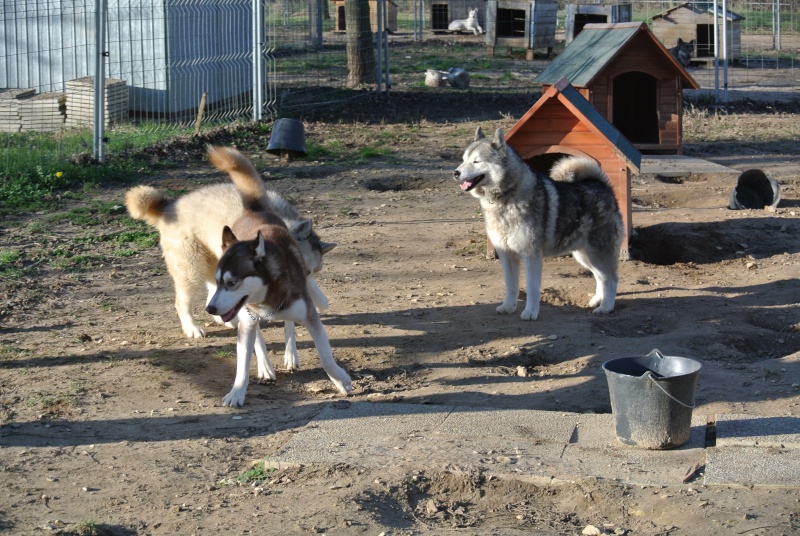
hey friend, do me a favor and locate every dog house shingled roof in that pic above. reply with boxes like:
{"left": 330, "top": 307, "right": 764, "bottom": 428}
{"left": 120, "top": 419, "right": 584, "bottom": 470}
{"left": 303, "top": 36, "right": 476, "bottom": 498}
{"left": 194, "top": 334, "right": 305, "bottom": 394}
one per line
{"left": 534, "top": 21, "right": 698, "bottom": 90}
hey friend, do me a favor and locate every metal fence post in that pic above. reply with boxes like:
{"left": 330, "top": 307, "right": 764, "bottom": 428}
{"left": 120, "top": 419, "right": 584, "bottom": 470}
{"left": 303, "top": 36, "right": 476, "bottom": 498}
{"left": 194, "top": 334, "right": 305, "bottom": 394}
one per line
{"left": 93, "top": 0, "right": 107, "bottom": 162}
{"left": 253, "top": 0, "right": 264, "bottom": 122}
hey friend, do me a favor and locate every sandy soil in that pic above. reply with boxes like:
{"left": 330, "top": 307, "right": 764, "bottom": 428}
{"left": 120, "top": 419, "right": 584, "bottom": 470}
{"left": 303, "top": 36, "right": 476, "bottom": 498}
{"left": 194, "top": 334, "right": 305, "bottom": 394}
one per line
{"left": 1, "top": 91, "right": 799, "bottom": 535}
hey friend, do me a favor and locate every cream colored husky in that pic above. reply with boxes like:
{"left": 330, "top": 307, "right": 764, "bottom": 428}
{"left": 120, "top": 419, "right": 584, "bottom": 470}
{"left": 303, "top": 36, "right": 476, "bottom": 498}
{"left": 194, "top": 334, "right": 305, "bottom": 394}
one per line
{"left": 125, "top": 148, "right": 335, "bottom": 382}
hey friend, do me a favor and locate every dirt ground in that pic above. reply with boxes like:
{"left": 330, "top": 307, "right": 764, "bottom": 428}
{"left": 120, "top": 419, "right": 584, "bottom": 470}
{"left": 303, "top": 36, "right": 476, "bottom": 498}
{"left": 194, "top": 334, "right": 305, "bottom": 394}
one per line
{"left": 1, "top": 89, "right": 800, "bottom": 535}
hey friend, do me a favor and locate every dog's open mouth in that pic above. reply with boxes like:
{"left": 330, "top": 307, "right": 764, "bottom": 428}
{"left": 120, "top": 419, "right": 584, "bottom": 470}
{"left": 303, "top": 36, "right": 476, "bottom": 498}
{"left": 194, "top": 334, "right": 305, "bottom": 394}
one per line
{"left": 220, "top": 296, "right": 248, "bottom": 323}
{"left": 460, "top": 174, "right": 484, "bottom": 191}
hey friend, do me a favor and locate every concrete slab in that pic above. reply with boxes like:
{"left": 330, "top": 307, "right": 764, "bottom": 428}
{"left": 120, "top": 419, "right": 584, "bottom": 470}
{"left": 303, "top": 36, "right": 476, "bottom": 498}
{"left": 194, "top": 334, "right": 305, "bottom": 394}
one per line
{"left": 705, "top": 447, "right": 800, "bottom": 487}
{"left": 437, "top": 407, "right": 577, "bottom": 442}
{"left": 640, "top": 156, "right": 741, "bottom": 176}
{"left": 715, "top": 414, "right": 800, "bottom": 448}
{"left": 267, "top": 402, "right": 800, "bottom": 488}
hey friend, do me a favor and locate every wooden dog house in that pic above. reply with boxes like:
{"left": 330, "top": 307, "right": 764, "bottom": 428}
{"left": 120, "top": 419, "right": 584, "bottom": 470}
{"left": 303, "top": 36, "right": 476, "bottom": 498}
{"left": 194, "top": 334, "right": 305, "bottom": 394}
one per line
{"left": 534, "top": 22, "right": 699, "bottom": 154}
{"left": 651, "top": 2, "right": 744, "bottom": 63}
{"left": 431, "top": 0, "right": 487, "bottom": 33}
{"left": 505, "top": 76, "right": 641, "bottom": 257}
{"left": 333, "top": 0, "right": 398, "bottom": 33}
{"left": 564, "top": 3, "right": 632, "bottom": 44}
{"left": 485, "top": 0, "right": 557, "bottom": 59}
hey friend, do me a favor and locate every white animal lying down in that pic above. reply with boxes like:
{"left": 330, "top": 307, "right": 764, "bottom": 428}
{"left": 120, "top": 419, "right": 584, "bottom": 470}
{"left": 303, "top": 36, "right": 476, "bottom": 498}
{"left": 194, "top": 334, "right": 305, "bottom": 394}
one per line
{"left": 448, "top": 8, "right": 483, "bottom": 35}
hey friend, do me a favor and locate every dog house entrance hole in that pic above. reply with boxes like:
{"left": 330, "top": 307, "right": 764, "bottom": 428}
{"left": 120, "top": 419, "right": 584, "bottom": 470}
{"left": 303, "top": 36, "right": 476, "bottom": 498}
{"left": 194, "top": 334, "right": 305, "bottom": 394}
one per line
{"left": 497, "top": 8, "right": 526, "bottom": 37}
{"left": 337, "top": 5, "right": 346, "bottom": 31}
{"left": 432, "top": 4, "right": 449, "bottom": 30}
{"left": 696, "top": 24, "right": 714, "bottom": 57}
{"left": 613, "top": 72, "right": 658, "bottom": 145}
{"left": 525, "top": 152, "right": 569, "bottom": 175}
{"left": 573, "top": 13, "right": 606, "bottom": 39}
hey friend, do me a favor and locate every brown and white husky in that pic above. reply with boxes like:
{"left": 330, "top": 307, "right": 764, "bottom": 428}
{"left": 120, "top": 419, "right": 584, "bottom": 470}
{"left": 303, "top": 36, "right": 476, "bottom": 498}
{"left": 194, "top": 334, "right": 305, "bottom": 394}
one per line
{"left": 204, "top": 147, "right": 351, "bottom": 406}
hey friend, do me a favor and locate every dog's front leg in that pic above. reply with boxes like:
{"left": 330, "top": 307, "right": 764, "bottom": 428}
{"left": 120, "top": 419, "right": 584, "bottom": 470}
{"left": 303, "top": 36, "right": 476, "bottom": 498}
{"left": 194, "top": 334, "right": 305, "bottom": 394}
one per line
{"left": 307, "top": 278, "right": 329, "bottom": 311}
{"left": 222, "top": 310, "right": 259, "bottom": 407}
{"left": 254, "top": 329, "right": 277, "bottom": 381}
{"left": 283, "top": 321, "right": 300, "bottom": 371}
{"left": 495, "top": 249, "right": 520, "bottom": 315}
{"left": 302, "top": 308, "right": 352, "bottom": 395}
{"left": 521, "top": 254, "right": 543, "bottom": 321}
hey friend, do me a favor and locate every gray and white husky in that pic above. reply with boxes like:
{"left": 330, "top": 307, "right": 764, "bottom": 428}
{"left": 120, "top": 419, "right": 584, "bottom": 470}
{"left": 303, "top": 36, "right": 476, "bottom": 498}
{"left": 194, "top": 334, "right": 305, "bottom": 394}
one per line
{"left": 203, "top": 147, "right": 351, "bottom": 406}
{"left": 454, "top": 127, "right": 624, "bottom": 320}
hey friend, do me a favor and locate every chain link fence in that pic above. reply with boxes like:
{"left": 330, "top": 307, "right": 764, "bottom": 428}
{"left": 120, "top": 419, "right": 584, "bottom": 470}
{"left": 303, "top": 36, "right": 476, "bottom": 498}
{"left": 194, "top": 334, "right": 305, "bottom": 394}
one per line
{"left": 1, "top": 0, "right": 798, "bottom": 176}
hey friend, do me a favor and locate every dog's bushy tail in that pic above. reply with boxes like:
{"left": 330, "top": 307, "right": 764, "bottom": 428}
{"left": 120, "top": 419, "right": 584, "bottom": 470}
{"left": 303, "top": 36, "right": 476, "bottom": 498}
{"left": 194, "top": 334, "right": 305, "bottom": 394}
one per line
{"left": 124, "top": 186, "right": 169, "bottom": 228}
{"left": 207, "top": 145, "right": 267, "bottom": 211}
{"left": 550, "top": 157, "right": 609, "bottom": 184}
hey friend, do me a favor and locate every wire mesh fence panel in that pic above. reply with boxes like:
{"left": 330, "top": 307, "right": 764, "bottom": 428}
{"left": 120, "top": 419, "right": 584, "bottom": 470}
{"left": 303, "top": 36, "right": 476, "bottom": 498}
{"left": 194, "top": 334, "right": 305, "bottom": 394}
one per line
{"left": 2, "top": 0, "right": 799, "bottom": 188}
{"left": 264, "top": 0, "right": 379, "bottom": 116}
{"left": 632, "top": 0, "right": 798, "bottom": 101}
{"left": 105, "top": 0, "right": 257, "bottom": 134}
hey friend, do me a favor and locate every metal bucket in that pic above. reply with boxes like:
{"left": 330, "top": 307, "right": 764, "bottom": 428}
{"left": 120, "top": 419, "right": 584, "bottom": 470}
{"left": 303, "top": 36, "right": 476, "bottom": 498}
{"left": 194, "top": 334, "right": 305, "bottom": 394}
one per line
{"left": 729, "top": 169, "right": 781, "bottom": 210}
{"left": 267, "top": 118, "right": 306, "bottom": 159}
{"left": 602, "top": 349, "right": 701, "bottom": 449}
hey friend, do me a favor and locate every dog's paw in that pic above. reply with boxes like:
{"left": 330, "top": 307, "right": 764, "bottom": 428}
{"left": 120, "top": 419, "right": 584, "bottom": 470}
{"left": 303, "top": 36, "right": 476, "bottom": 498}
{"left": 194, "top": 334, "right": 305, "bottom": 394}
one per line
{"left": 256, "top": 364, "right": 276, "bottom": 381}
{"left": 283, "top": 352, "right": 299, "bottom": 371}
{"left": 588, "top": 294, "right": 603, "bottom": 308}
{"left": 520, "top": 308, "right": 539, "bottom": 321}
{"left": 496, "top": 303, "right": 517, "bottom": 315}
{"left": 222, "top": 389, "right": 247, "bottom": 407}
{"left": 592, "top": 305, "right": 614, "bottom": 315}
{"left": 183, "top": 323, "right": 206, "bottom": 339}
{"left": 330, "top": 372, "right": 353, "bottom": 396}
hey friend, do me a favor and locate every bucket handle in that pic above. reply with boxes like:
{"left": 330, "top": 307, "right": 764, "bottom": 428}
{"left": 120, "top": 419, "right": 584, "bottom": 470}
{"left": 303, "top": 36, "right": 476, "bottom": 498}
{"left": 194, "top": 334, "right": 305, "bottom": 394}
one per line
{"left": 644, "top": 372, "right": 696, "bottom": 409}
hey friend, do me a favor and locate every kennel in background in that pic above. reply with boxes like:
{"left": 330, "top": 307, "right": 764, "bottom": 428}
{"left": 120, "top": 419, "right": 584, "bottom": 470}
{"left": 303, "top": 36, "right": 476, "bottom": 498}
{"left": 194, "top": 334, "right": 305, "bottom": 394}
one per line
{"left": 333, "top": 0, "right": 399, "bottom": 33}
{"left": 484, "top": 0, "right": 557, "bottom": 59}
{"left": 564, "top": 2, "right": 632, "bottom": 44}
{"left": 534, "top": 22, "right": 699, "bottom": 155}
{"left": 650, "top": 2, "right": 744, "bottom": 64}
{"left": 430, "top": 0, "right": 487, "bottom": 33}
{"left": 505, "top": 76, "right": 641, "bottom": 257}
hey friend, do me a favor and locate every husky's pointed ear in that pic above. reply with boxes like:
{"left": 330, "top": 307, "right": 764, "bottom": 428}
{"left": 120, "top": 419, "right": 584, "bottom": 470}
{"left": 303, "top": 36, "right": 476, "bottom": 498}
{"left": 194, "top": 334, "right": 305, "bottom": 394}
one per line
{"left": 254, "top": 231, "right": 267, "bottom": 261}
{"left": 290, "top": 219, "right": 313, "bottom": 241}
{"left": 320, "top": 241, "right": 336, "bottom": 255}
{"left": 491, "top": 128, "right": 506, "bottom": 149}
{"left": 474, "top": 126, "right": 485, "bottom": 141}
{"left": 221, "top": 226, "right": 238, "bottom": 250}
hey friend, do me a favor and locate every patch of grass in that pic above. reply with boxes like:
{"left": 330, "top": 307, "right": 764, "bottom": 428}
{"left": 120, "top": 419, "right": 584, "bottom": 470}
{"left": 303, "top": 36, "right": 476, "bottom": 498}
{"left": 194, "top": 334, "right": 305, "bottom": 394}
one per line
{"left": 0, "top": 344, "right": 31, "bottom": 360}
{"left": 237, "top": 461, "right": 275, "bottom": 485}
{"left": 454, "top": 240, "right": 484, "bottom": 257}
{"left": 0, "top": 249, "right": 24, "bottom": 278}
{"left": 214, "top": 350, "right": 234, "bottom": 359}
{"left": 53, "top": 254, "right": 105, "bottom": 273}
{"left": 498, "top": 70, "right": 515, "bottom": 82}
{"left": 75, "top": 519, "right": 99, "bottom": 536}
{"left": 25, "top": 391, "right": 75, "bottom": 416}
{"left": 305, "top": 140, "right": 335, "bottom": 160}
{"left": 357, "top": 146, "right": 391, "bottom": 160}
{"left": 762, "top": 367, "right": 780, "bottom": 379}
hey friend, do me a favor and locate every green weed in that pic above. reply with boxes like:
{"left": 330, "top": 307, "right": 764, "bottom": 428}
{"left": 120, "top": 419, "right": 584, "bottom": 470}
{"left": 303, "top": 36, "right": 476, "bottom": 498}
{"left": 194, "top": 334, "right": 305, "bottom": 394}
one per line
{"left": 0, "top": 249, "right": 23, "bottom": 278}
{"left": 237, "top": 461, "right": 275, "bottom": 485}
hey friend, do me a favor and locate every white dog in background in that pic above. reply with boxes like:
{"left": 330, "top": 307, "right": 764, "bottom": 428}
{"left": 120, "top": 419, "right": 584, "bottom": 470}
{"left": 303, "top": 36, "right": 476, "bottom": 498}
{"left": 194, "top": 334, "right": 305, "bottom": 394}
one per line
{"left": 449, "top": 8, "right": 483, "bottom": 35}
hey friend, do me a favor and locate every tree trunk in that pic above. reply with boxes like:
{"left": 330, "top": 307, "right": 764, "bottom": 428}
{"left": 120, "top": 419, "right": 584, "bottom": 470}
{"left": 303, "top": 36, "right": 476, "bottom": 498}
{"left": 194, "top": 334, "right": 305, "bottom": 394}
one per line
{"left": 345, "top": 0, "right": 376, "bottom": 87}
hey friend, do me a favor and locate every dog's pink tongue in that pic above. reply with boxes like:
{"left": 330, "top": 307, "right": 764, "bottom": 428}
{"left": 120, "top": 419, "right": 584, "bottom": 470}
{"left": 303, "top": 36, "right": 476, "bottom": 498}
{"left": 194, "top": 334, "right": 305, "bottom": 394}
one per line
{"left": 460, "top": 180, "right": 471, "bottom": 191}
{"left": 221, "top": 308, "right": 238, "bottom": 323}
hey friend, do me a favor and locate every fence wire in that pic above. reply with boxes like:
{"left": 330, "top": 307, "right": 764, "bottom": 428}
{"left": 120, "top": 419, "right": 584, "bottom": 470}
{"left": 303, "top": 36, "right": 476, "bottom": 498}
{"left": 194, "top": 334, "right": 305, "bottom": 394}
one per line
{"left": 1, "top": 0, "right": 799, "bottom": 174}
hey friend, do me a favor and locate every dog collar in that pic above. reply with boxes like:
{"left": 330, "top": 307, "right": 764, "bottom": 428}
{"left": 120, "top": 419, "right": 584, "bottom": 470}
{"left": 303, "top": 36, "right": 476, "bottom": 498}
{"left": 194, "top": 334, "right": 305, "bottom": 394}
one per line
{"left": 244, "top": 298, "right": 284, "bottom": 322}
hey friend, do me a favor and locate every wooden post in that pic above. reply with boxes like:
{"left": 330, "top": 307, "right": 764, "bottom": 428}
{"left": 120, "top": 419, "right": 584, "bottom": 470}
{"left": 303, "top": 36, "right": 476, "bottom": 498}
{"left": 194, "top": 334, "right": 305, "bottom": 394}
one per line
{"left": 193, "top": 92, "right": 207, "bottom": 136}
